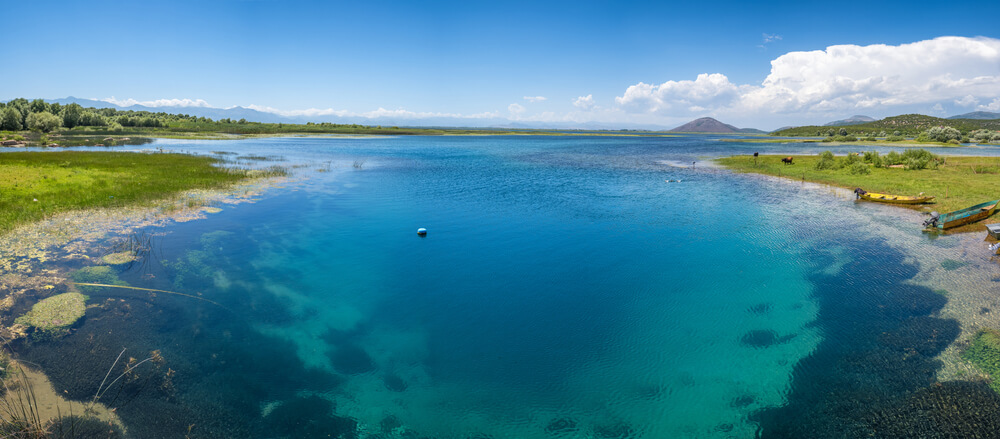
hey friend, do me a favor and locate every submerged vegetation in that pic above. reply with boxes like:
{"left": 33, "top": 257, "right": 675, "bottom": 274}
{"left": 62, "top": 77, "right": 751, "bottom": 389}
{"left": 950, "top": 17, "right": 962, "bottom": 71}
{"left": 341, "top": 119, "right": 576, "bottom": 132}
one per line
{"left": 717, "top": 151, "right": 1000, "bottom": 212}
{"left": 963, "top": 329, "right": 1000, "bottom": 392}
{"left": 14, "top": 292, "right": 87, "bottom": 339}
{"left": 0, "top": 151, "right": 276, "bottom": 234}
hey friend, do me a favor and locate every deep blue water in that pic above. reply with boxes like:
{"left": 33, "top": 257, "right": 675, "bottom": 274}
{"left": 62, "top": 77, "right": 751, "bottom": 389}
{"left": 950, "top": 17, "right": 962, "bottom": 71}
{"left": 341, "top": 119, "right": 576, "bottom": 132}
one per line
{"left": 12, "top": 135, "right": 1000, "bottom": 438}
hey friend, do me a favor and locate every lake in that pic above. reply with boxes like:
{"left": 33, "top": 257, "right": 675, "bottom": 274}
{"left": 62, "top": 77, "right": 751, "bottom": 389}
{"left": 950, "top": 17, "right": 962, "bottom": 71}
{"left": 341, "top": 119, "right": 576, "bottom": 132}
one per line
{"left": 7, "top": 135, "right": 1000, "bottom": 438}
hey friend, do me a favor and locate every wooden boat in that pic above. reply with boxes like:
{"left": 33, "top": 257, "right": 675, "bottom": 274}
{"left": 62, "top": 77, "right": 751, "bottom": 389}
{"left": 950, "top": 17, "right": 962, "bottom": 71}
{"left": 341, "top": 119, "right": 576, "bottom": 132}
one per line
{"left": 923, "top": 199, "right": 1000, "bottom": 230}
{"left": 854, "top": 188, "right": 934, "bottom": 204}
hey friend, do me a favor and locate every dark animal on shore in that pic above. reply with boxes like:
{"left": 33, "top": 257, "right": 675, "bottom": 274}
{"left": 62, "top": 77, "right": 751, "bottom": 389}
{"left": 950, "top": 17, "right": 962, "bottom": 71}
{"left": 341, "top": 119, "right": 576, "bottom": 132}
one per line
{"left": 781, "top": 157, "right": 794, "bottom": 165}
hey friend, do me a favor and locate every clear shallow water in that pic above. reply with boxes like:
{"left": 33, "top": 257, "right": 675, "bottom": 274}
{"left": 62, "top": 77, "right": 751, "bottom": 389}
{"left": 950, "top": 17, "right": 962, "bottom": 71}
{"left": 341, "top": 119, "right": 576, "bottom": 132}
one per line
{"left": 11, "top": 135, "right": 1000, "bottom": 438}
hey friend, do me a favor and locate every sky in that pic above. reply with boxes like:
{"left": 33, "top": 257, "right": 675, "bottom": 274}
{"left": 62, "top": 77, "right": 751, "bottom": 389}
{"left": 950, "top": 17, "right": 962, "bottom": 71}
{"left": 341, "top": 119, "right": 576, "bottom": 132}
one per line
{"left": 2, "top": 0, "right": 1000, "bottom": 130}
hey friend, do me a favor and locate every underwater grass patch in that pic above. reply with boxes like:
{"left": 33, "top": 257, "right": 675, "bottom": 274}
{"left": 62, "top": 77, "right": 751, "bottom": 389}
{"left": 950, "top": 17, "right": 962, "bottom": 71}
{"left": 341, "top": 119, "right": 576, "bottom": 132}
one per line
{"left": 941, "top": 259, "right": 969, "bottom": 271}
{"left": 962, "top": 329, "right": 1000, "bottom": 392}
{"left": 70, "top": 266, "right": 128, "bottom": 294}
{"left": 717, "top": 153, "right": 1000, "bottom": 213}
{"left": 0, "top": 151, "right": 257, "bottom": 235}
{"left": 14, "top": 292, "right": 87, "bottom": 337}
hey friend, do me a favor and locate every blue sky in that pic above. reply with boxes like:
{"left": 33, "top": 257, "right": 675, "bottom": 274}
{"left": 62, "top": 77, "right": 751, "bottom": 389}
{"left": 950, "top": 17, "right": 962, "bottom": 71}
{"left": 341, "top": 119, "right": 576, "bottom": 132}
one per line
{"left": 4, "top": 0, "right": 1000, "bottom": 129}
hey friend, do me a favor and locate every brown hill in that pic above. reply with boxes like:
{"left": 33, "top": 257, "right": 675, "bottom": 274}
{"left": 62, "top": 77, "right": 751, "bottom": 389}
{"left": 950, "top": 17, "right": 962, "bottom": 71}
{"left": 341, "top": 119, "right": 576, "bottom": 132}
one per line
{"left": 669, "top": 117, "right": 763, "bottom": 134}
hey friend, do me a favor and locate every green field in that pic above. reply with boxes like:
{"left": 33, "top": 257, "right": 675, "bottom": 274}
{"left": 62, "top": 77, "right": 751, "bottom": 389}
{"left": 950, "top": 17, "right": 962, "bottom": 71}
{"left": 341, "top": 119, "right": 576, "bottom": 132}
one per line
{"left": 0, "top": 151, "right": 273, "bottom": 234}
{"left": 716, "top": 153, "right": 1000, "bottom": 214}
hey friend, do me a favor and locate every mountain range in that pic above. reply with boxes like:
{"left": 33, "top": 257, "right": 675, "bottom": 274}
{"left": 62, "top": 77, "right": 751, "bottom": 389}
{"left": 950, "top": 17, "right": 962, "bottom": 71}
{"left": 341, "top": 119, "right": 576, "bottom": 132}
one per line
{"left": 38, "top": 97, "right": 675, "bottom": 131}
{"left": 949, "top": 111, "right": 1000, "bottom": 120}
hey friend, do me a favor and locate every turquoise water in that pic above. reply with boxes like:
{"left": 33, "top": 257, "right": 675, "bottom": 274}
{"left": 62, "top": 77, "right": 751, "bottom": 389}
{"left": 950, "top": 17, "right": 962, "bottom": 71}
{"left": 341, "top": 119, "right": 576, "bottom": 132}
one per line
{"left": 12, "top": 136, "right": 1000, "bottom": 438}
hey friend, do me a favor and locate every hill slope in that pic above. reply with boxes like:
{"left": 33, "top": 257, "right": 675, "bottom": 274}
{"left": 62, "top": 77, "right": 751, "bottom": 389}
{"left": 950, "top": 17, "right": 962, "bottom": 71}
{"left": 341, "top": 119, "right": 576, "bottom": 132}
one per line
{"left": 773, "top": 114, "right": 1000, "bottom": 136}
{"left": 949, "top": 111, "right": 1000, "bottom": 120}
{"left": 669, "top": 117, "right": 764, "bottom": 134}
{"left": 823, "top": 115, "right": 875, "bottom": 126}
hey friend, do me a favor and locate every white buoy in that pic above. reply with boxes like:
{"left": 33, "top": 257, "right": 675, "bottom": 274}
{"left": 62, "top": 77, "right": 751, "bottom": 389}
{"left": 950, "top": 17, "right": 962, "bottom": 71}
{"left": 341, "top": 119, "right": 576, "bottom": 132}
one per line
{"left": 417, "top": 228, "right": 427, "bottom": 236}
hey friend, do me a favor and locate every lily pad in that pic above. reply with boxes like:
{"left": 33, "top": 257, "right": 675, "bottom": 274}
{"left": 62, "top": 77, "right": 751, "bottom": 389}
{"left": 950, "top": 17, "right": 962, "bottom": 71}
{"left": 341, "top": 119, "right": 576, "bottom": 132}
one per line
{"left": 15, "top": 292, "right": 88, "bottom": 337}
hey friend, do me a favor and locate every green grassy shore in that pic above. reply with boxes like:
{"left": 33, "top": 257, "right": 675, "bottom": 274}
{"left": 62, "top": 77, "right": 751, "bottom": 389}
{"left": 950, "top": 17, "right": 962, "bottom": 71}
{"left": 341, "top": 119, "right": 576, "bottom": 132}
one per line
{"left": 716, "top": 153, "right": 1000, "bottom": 214}
{"left": 0, "top": 151, "right": 272, "bottom": 234}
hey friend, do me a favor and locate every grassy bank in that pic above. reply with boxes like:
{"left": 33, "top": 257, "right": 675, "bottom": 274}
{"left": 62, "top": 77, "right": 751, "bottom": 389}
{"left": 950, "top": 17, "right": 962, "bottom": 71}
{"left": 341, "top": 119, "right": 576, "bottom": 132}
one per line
{"left": 716, "top": 153, "right": 1000, "bottom": 213}
{"left": 718, "top": 137, "right": 965, "bottom": 147}
{"left": 0, "top": 151, "right": 268, "bottom": 234}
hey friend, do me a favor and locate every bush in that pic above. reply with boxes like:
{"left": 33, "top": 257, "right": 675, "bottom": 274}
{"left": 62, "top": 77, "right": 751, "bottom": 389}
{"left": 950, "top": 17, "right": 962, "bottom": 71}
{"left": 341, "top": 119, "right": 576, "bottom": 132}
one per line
{"left": 848, "top": 162, "right": 871, "bottom": 175}
{"left": 815, "top": 151, "right": 837, "bottom": 170}
{"left": 885, "top": 151, "right": 903, "bottom": 165}
{"left": 843, "top": 153, "right": 862, "bottom": 166}
{"left": 886, "top": 135, "right": 906, "bottom": 142}
{"left": 921, "top": 126, "right": 962, "bottom": 143}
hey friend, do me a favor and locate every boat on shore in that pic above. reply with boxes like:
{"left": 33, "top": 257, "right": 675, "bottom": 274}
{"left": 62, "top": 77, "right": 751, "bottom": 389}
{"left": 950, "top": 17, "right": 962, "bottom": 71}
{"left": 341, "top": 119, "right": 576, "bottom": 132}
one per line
{"left": 853, "top": 188, "right": 934, "bottom": 205}
{"left": 923, "top": 199, "right": 1000, "bottom": 230}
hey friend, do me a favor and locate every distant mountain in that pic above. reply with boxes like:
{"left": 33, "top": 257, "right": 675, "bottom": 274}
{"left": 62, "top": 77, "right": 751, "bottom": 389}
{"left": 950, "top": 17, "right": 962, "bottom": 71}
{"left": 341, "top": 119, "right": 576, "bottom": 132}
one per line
{"left": 34, "top": 97, "right": 676, "bottom": 131}
{"left": 823, "top": 115, "right": 875, "bottom": 126}
{"left": 669, "top": 117, "right": 765, "bottom": 134}
{"left": 949, "top": 111, "right": 1000, "bottom": 120}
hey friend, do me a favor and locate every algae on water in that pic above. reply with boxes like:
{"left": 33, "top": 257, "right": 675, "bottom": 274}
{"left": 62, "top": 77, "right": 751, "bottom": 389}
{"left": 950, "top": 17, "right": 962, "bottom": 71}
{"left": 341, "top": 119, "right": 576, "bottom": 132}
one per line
{"left": 14, "top": 292, "right": 88, "bottom": 337}
{"left": 70, "top": 266, "right": 127, "bottom": 294}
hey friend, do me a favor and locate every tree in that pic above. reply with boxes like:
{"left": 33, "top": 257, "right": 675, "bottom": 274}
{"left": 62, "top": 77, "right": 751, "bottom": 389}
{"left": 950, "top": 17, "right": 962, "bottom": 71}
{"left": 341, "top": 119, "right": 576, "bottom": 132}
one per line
{"left": 7, "top": 98, "right": 30, "bottom": 127}
{"left": 29, "top": 99, "right": 49, "bottom": 114}
{"left": 838, "top": 127, "right": 848, "bottom": 136}
{"left": 1, "top": 107, "right": 22, "bottom": 130}
{"left": 26, "top": 111, "right": 62, "bottom": 132}
{"left": 62, "top": 103, "right": 83, "bottom": 128}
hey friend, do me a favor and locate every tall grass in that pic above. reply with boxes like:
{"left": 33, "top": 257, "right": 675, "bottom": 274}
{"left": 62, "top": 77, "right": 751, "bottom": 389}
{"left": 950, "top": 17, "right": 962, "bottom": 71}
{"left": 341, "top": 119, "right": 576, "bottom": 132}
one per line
{"left": 0, "top": 151, "right": 275, "bottom": 234}
{"left": 717, "top": 153, "right": 1000, "bottom": 213}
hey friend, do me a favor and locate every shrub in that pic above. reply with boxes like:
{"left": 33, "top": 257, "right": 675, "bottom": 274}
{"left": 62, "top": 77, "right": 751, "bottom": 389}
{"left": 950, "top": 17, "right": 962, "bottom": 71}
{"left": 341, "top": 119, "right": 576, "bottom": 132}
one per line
{"left": 843, "top": 153, "right": 862, "bottom": 166}
{"left": 885, "top": 151, "right": 903, "bottom": 165}
{"left": 886, "top": 135, "right": 906, "bottom": 142}
{"left": 848, "top": 162, "right": 871, "bottom": 175}
{"left": 921, "top": 126, "right": 962, "bottom": 143}
{"left": 815, "top": 151, "right": 837, "bottom": 170}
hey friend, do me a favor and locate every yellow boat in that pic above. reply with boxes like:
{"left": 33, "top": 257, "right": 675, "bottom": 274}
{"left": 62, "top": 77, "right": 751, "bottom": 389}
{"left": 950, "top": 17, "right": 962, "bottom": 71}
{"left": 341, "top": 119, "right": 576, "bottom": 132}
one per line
{"left": 854, "top": 188, "right": 934, "bottom": 205}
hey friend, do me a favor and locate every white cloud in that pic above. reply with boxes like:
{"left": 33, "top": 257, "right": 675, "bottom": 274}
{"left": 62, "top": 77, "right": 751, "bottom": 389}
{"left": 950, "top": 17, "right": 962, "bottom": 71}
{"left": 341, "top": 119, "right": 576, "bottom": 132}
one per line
{"left": 523, "top": 96, "right": 547, "bottom": 102}
{"left": 508, "top": 103, "right": 526, "bottom": 115}
{"left": 615, "top": 73, "right": 746, "bottom": 114}
{"left": 931, "top": 103, "right": 945, "bottom": 113}
{"left": 102, "top": 97, "right": 213, "bottom": 108}
{"left": 979, "top": 98, "right": 1000, "bottom": 111}
{"left": 616, "top": 36, "right": 1000, "bottom": 120}
{"left": 573, "top": 94, "right": 596, "bottom": 110}
{"left": 955, "top": 95, "right": 979, "bottom": 107}
{"left": 762, "top": 33, "right": 782, "bottom": 44}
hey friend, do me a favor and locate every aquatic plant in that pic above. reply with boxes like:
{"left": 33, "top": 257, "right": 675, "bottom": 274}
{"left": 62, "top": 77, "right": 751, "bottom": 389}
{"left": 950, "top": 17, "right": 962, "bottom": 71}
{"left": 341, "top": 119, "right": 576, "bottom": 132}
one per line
{"left": 963, "top": 329, "right": 1000, "bottom": 392}
{"left": 69, "top": 266, "right": 127, "bottom": 294}
{"left": 14, "top": 292, "right": 87, "bottom": 339}
{"left": 940, "top": 259, "right": 968, "bottom": 271}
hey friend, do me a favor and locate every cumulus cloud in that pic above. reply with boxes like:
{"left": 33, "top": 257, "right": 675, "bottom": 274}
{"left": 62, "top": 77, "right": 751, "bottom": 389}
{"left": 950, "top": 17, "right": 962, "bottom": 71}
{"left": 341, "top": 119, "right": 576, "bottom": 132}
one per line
{"left": 955, "top": 95, "right": 979, "bottom": 107}
{"left": 573, "top": 94, "right": 596, "bottom": 110}
{"left": 508, "top": 103, "right": 526, "bottom": 115}
{"left": 980, "top": 98, "right": 1000, "bottom": 111}
{"left": 615, "top": 73, "right": 747, "bottom": 113}
{"left": 616, "top": 36, "right": 1000, "bottom": 119}
{"left": 523, "top": 96, "right": 547, "bottom": 102}
{"left": 102, "top": 97, "right": 212, "bottom": 108}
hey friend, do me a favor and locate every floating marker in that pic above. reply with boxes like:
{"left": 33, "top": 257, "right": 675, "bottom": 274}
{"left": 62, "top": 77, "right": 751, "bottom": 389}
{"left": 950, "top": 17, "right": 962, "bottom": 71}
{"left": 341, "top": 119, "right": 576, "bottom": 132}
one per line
{"left": 417, "top": 228, "right": 427, "bottom": 236}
